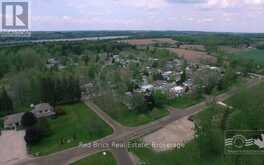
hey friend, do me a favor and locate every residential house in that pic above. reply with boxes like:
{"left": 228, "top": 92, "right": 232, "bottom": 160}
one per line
{"left": 3, "top": 103, "right": 55, "bottom": 130}
{"left": 169, "top": 86, "right": 185, "bottom": 97}
{"left": 3, "top": 113, "right": 25, "bottom": 130}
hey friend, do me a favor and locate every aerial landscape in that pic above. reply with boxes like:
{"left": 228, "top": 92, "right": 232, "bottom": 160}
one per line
{"left": 0, "top": 0, "right": 264, "bottom": 165}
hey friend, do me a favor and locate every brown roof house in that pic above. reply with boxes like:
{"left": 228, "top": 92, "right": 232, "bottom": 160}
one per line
{"left": 4, "top": 103, "right": 55, "bottom": 130}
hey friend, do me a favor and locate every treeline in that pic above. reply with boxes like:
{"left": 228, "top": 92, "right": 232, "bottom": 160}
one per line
{"left": 0, "top": 48, "right": 47, "bottom": 79}
{"left": 0, "top": 31, "right": 134, "bottom": 42}
{"left": 173, "top": 34, "right": 252, "bottom": 48}
{"left": 2, "top": 70, "right": 81, "bottom": 116}
{"left": 41, "top": 75, "right": 81, "bottom": 105}
{"left": 0, "top": 41, "right": 133, "bottom": 79}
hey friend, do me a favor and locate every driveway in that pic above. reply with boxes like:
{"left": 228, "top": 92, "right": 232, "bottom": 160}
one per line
{"left": 0, "top": 130, "right": 29, "bottom": 165}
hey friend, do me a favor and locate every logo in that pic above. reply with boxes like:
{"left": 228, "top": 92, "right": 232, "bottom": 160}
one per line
{"left": 1, "top": 1, "right": 31, "bottom": 37}
{"left": 225, "top": 130, "right": 264, "bottom": 155}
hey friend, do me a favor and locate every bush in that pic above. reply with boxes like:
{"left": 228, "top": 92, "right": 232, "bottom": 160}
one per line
{"left": 153, "top": 90, "right": 168, "bottom": 108}
{"left": 24, "top": 126, "right": 43, "bottom": 145}
{"left": 54, "top": 106, "right": 66, "bottom": 116}
{"left": 21, "top": 112, "right": 37, "bottom": 128}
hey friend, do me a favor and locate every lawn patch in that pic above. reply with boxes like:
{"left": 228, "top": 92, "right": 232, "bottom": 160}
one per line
{"left": 93, "top": 96, "right": 168, "bottom": 127}
{"left": 29, "top": 103, "right": 113, "bottom": 156}
{"left": 168, "top": 95, "right": 203, "bottom": 109}
{"left": 71, "top": 151, "right": 116, "bottom": 165}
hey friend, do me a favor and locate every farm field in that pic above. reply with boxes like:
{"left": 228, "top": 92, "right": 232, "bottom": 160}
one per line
{"left": 93, "top": 95, "right": 169, "bottom": 127}
{"left": 218, "top": 46, "right": 249, "bottom": 54}
{"left": 166, "top": 48, "right": 217, "bottom": 63}
{"left": 30, "top": 103, "right": 113, "bottom": 156}
{"left": 71, "top": 151, "right": 116, "bottom": 165}
{"left": 179, "top": 44, "right": 206, "bottom": 51}
{"left": 230, "top": 49, "right": 264, "bottom": 65}
{"left": 120, "top": 38, "right": 177, "bottom": 46}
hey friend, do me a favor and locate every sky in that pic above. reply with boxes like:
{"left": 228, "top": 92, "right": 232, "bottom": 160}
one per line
{"left": 29, "top": 0, "right": 264, "bottom": 32}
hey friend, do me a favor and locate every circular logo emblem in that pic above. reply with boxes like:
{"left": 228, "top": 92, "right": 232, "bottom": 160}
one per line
{"left": 232, "top": 135, "right": 246, "bottom": 149}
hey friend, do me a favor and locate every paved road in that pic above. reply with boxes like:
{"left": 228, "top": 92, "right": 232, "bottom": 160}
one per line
{"left": 15, "top": 76, "right": 264, "bottom": 165}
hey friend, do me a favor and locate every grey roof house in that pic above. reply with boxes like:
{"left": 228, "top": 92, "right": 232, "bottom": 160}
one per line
{"left": 3, "top": 103, "right": 55, "bottom": 130}
{"left": 31, "top": 103, "right": 55, "bottom": 118}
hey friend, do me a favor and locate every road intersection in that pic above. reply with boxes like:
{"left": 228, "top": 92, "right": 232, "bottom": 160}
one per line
{"left": 15, "top": 76, "right": 264, "bottom": 165}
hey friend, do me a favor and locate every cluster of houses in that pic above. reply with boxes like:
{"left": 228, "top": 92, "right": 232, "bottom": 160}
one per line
{"left": 136, "top": 60, "right": 222, "bottom": 99}
{"left": 3, "top": 103, "right": 55, "bottom": 130}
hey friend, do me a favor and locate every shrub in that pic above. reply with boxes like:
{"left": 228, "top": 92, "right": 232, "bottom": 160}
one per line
{"left": 24, "top": 126, "right": 43, "bottom": 145}
{"left": 54, "top": 106, "right": 66, "bottom": 116}
{"left": 21, "top": 112, "right": 37, "bottom": 128}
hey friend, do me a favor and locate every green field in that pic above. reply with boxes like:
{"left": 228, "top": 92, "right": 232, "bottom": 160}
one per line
{"left": 71, "top": 151, "right": 116, "bottom": 165}
{"left": 225, "top": 82, "right": 264, "bottom": 130}
{"left": 93, "top": 95, "right": 169, "bottom": 127}
{"left": 168, "top": 95, "right": 203, "bottom": 109}
{"left": 231, "top": 49, "right": 264, "bottom": 64}
{"left": 30, "top": 103, "right": 113, "bottom": 156}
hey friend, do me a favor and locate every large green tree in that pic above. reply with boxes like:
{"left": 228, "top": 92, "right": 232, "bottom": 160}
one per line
{"left": 0, "top": 88, "right": 14, "bottom": 115}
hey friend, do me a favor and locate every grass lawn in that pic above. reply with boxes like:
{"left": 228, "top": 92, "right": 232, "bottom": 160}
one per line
{"left": 168, "top": 94, "right": 203, "bottom": 109}
{"left": 225, "top": 82, "right": 264, "bottom": 109}
{"left": 93, "top": 95, "right": 169, "bottom": 127}
{"left": 71, "top": 151, "right": 116, "bottom": 165}
{"left": 30, "top": 103, "right": 113, "bottom": 156}
{"left": 129, "top": 141, "right": 236, "bottom": 165}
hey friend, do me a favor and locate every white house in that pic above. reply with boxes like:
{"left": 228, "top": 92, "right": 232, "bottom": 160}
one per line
{"left": 140, "top": 84, "right": 154, "bottom": 92}
{"left": 170, "top": 86, "right": 185, "bottom": 97}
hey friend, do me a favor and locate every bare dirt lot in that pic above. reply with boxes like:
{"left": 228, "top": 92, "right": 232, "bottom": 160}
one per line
{"left": 120, "top": 38, "right": 177, "bottom": 46}
{"left": 143, "top": 116, "right": 195, "bottom": 152}
{"left": 167, "top": 48, "right": 217, "bottom": 63}
{"left": 0, "top": 130, "right": 29, "bottom": 165}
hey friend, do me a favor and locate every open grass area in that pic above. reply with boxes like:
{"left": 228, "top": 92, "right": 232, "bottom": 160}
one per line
{"left": 168, "top": 94, "right": 203, "bottom": 109}
{"left": 224, "top": 82, "right": 264, "bottom": 130}
{"left": 30, "top": 103, "right": 113, "bottom": 156}
{"left": 129, "top": 140, "right": 237, "bottom": 165}
{"left": 93, "top": 95, "right": 169, "bottom": 127}
{"left": 231, "top": 49, "right": 264, "bottom": 65}
{"left": 225, "top": 82, "right": 264, "bottom": 110}
{"left": 71, "top": 151, "right": 116, "bottom": 165}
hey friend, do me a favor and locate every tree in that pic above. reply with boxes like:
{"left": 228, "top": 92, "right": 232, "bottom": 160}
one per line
{"left": 193, "top": 68, "right": 221, "bottom": 95}
{"left": 21, "top": 112, "right": 37, "bottom": 128}
{"left": 153, "top": 90, "right": 168, "bottom": 108}
{"left": 24, "top": 126, "right": 43, "bottom": 145}
{"left": 196, "top": 106, "right": 224, "bottom": 159}
{"left": 40, "top": 74, "right": 81, "bottom": 105}
{"left": 130, "top": 94, "right": 148, "bottom": 113}
{"left": 179, "top": 69, "right": 187, "bottom": 84}
{"left": 0, "top": 88, "right": 14, "bottom": 114}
